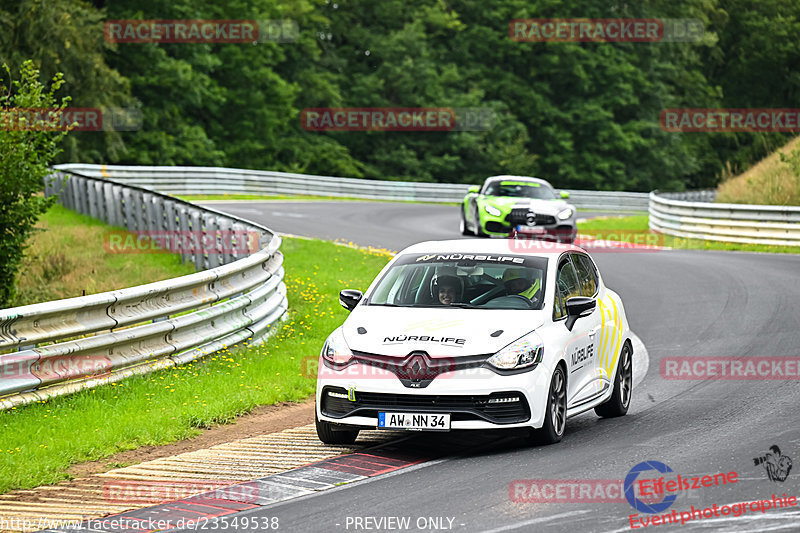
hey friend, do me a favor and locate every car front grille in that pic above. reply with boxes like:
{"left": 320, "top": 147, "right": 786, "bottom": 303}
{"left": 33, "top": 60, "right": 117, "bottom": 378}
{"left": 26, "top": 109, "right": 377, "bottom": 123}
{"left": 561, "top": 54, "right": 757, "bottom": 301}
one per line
{"left": 506, "top": 208, "right": 557, "bottom": 227}
{"left": 321, "top": 386, "right": 530, "bottom": 424}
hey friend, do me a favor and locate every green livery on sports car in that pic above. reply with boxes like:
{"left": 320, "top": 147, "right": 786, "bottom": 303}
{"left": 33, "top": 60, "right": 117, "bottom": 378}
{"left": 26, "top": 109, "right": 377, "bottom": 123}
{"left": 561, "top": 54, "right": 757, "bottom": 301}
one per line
{"left": 461, "top": 175, "right": 577, "bottom": 243}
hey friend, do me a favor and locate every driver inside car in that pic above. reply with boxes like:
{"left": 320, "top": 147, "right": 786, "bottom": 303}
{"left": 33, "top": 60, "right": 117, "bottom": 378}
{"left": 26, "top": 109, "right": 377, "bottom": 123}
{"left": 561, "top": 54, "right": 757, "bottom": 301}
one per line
{"left": 432, "top": 275, "right": 463, "bottom": 305}
{"left": 502, "top": 268, "right": 541, "bottom": 301}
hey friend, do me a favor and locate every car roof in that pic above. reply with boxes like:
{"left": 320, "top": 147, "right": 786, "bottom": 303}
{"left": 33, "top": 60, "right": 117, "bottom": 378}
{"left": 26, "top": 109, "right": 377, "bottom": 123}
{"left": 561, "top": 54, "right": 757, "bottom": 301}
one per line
{"left": 397, "top": 239, "right": 589, "bottom": 258}
{"left": 483, "top": 175, "right": 553, "bottom": 188}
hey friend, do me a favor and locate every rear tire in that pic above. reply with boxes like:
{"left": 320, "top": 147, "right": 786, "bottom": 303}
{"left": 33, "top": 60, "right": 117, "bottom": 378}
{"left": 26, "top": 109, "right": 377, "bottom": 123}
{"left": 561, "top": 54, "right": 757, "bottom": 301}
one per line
{"left": 595, "top": 343, "right": 632, "bottom": 418}
{"left": 316, "top": 413, "right": 360, "bottom": 444}
{"left": 529, "top": 365, "right": 567, "bottom": 445}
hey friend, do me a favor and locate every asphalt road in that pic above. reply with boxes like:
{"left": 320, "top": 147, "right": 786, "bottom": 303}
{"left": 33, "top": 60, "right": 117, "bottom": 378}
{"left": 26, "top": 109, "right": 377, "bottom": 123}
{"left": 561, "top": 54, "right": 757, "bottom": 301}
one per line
{"left": 191, "top": 201, "right": 800, "bottom": 532}
{"left": 199, "top": 200, "right": 608, "bottom": 251}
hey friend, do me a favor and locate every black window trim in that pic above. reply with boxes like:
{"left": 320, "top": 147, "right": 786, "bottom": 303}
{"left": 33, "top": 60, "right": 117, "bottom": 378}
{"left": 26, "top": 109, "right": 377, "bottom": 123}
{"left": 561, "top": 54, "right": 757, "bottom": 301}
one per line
{"left": 572, "top": 252, "right": 600, "bottom": 298}
{"left": 552, "top": 252, "right": 581, "bottom": 322}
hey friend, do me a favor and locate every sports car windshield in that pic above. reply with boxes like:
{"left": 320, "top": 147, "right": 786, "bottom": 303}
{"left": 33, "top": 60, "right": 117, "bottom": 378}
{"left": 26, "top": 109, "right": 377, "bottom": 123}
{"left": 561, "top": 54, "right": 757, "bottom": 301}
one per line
{"left": 484, "top": 181, "right": 557, "bottom": 200}
{"left": 367, "top": 253, "right": 548, "bottom": 310}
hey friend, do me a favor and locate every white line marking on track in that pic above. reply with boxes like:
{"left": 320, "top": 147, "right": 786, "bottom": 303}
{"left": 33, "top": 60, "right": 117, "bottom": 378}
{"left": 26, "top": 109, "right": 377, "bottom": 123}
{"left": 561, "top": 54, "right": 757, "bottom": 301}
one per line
{"left": 480, "top": 510, "right": 593, "bottom": 532}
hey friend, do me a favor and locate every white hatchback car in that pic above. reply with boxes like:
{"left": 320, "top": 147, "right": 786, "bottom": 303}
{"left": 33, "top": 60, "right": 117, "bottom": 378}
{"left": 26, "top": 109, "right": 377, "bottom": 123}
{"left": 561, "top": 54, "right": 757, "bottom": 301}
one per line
{"left": 315, "top": 239, "right": 633, "bottom": 445}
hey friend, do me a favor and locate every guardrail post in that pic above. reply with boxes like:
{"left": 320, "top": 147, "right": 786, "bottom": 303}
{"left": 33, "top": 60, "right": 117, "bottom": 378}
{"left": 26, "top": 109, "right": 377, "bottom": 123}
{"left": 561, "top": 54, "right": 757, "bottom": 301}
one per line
{"left": 142, "top": 192, "right": 155, "bottom": 234}
{"left": 177, "top": 206, "right": 192, "bottom": 264}
{"left": 96, "top": 181, "right": 108, "bottom": 223}
{"left": 231, "top": 222, "right": 248, "bottom": 262}
{"left": 110, "top": 185, "right": 124, "bottom": 228}
{"left": 102, "top": 182, "right": 116, "bottom": 226}
{"left": 217, "top": 217, "right": 234, "bottom": 265}
{"left": 77, "top": 176, "right": 90, "bottom": 215}
{"left": 87, "top": 179, "right": 100, "bottom": 219}
{"left": 121, "top": 188, "right": 134, "bottom": 230}
{"left": 189, "top": 208, "right": 205, "bottom": 270}
{"left": 203, "top": 213, "right": 221, "bottom": 269}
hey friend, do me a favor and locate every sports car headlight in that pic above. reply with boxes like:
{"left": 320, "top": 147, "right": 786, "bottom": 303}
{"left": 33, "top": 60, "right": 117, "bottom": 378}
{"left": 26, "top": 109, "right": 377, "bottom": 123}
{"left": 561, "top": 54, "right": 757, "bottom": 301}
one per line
{"left": 484, "top": 204, "right": 502, "bottom": 217}
{"left": 487, "top": 332, "right": 544, "bottom": 370}
{"left": 321, "top": 328, "right": 353, "bottom": 365}
{"left": 557, "top": 208, "right": 574, "bottom": 220}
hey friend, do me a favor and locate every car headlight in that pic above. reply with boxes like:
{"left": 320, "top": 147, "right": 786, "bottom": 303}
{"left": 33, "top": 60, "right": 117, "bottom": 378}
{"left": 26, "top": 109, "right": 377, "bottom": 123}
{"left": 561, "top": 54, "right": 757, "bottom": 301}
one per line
{"left": 557, "top": 208, "right": 574, "bottom": 221}
{"left": 321, "top": 328, "right": 353, "bottom": 365}
{"left": 487, "top": 332, "right": 544, "bottom": 370}
{"left": 484, "top": 204, "right": 502, "bottom": 217}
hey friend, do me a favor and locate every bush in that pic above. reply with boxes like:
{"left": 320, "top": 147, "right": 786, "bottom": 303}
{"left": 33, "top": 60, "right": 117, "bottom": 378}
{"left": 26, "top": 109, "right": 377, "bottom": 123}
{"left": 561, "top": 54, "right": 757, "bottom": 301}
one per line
{"left": 0, "top": 60, "right": 71, "bottom": 308}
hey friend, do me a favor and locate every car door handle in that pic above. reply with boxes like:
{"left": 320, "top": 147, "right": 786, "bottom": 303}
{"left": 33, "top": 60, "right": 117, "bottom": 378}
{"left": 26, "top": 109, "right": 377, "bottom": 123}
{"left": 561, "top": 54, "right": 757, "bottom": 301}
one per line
{"left": 588, "top": 326, "right": 600, "bottom": 339}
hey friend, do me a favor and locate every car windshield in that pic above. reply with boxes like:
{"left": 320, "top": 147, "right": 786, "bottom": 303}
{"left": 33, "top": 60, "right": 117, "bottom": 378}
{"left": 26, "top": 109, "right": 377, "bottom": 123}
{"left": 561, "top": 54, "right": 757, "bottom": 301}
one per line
{"left": 484, "top": 181, "right": 557, "bottom": 200}
{"left": 367, "top": 253, "right": 548, "bottom": 310}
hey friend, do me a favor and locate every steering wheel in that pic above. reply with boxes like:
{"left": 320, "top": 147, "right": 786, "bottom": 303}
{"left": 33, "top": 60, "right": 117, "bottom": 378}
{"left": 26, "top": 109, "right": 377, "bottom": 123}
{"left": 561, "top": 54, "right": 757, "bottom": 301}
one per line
{"left": 486, "top": 294, "right": 536, "bottom": 309}
{"left": 470, "top": 285, "right": 505, "bottom": 306}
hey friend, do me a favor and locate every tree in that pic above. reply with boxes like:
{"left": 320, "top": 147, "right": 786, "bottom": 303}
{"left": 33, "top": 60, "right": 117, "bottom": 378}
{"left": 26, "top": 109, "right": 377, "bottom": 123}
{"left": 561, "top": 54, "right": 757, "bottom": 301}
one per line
{"left": 0, "top": 60, "right": 71, "bottom": 308}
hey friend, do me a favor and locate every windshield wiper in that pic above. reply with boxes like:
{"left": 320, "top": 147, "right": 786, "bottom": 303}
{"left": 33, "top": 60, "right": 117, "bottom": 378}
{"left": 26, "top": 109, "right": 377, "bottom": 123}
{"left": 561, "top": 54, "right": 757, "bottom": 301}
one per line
{"left": 448, "top": 303, "right": 480, "bottom": 309}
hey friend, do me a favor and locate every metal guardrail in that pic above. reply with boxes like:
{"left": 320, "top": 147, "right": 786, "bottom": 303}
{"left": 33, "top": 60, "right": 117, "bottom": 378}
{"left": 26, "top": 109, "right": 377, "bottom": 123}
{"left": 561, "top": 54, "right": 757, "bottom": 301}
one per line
{"left": 649, "top": 191, "right": 800, "bottom": 246}
{"left": 0, "top": 170, "right": 288, "bottom": 408}
{"left": 54, "top": 164, "right": 650, "bottom": 212}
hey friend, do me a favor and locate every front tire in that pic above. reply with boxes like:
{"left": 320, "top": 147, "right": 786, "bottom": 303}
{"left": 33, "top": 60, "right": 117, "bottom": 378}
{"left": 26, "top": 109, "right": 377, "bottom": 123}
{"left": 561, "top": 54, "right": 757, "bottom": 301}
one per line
{"left": 529, "top": 365, "right": 567, "bottom": 445}
{"left": 460, "top": 210, "right": 472, "bottom": 236}
{"left": 595, "top": 342, "right": 632, "bottom": 418}
{"left": 316, "top": 413, "right": 360, "bottom": 444}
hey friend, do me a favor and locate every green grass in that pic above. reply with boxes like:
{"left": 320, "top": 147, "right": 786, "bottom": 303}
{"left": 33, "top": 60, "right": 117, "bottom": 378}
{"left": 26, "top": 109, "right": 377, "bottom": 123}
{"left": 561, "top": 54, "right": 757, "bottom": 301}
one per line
{"left": 716, "top": 135, "right": 800, "bottom": 206}
{"left": 578, "top": 215, "right": 800, "bottom": 254}
{"left": 0, "top": 237, "right": 392, "bottom": 494}
{"left": 12, "top": 204, "right": 196, "bottom": 307}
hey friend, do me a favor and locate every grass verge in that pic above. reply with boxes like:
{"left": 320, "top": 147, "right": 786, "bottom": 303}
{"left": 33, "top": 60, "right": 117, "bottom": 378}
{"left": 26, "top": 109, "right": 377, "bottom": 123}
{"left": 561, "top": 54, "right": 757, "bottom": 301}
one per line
{"left": 0, "top": 237, "right": 392, "bottom": 494}
{"left": 578, "top": 216, "right": 800, "bottom": 254}
{"left": 716, "top": 135, "right": 800, "bottom": 206}
{"left": 12, "top": 205, "right": 196, "bottom": 307}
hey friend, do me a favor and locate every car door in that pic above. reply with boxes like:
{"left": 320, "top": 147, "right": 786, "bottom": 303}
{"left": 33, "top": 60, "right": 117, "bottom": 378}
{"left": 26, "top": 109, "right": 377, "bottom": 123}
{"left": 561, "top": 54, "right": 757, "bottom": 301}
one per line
{"left": 572, "top": 253, "right": 605, "bottom": 398}
{"left": 553, "top": 254, "right": 598, "bottom": 409}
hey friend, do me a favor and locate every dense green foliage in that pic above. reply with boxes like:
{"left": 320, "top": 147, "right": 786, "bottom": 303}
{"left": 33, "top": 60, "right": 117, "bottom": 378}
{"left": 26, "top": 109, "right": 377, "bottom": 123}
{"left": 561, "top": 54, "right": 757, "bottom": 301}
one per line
{"left": 0, "top": 61, "right": 69, "bottom": 307}
{"left": 2, "top": 0, "right": 799, "bottom": 191}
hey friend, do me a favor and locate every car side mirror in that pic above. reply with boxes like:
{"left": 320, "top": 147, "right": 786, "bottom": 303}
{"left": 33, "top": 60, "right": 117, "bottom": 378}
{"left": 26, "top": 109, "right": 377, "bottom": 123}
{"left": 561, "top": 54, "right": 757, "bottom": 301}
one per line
{"left": 468, "top": 185, "right": 480, "bottom": 194}
{"left": 565, "top": 296, "right": 595, "bottom": 331}
{"left": 560, "top": 191, "right": 570, "bottom": 199}
{"left": 339, "top": 289, "right": 363, "bottom": 311}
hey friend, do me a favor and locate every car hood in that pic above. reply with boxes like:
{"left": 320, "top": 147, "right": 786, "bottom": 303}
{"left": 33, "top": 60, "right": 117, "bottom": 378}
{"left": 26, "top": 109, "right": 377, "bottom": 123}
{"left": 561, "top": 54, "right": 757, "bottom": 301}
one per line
{"left": 483, "top": 196, "right": 572, "bottom": 215}
{"left": 342, "top": 306, "right": 544, "bottom": 356}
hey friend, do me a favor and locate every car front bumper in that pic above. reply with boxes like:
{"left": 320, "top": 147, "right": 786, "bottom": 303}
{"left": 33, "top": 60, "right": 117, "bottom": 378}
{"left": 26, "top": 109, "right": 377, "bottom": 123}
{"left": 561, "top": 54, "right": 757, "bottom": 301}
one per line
{"left": 315, "top": 362, "right": 552, "bottom": 431}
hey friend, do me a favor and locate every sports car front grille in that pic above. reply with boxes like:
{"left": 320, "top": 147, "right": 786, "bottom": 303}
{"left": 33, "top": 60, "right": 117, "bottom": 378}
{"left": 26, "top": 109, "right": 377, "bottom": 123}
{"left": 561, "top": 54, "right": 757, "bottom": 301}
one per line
{"left": 321, "top": 387, "right": 530, "bottom": 424}
{"left": 506, "top": 208, "right": 557, "bottom": 226}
